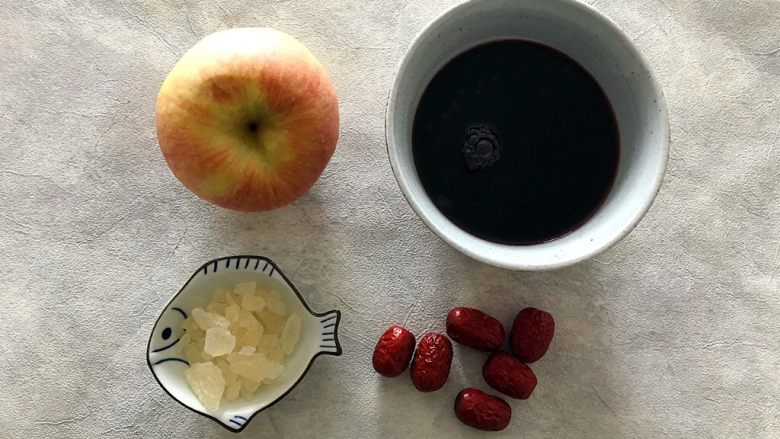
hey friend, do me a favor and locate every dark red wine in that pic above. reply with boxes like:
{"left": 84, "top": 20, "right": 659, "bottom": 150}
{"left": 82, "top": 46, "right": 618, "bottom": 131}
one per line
{"left": 412, "top": 40, "right": 619, "bottom": 245}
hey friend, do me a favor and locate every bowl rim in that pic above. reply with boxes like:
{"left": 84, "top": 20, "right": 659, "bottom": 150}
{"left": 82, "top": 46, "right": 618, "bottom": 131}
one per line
{"left": 384, "top": 0, "right": 670, "bottom": 270}
{"left": 146, "top": 255, "right": 342, "bottom": 433}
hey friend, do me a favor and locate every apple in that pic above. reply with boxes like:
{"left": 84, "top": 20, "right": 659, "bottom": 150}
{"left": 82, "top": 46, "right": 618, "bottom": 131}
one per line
{"left": 156, "top": 28, "right": 339, "bottom": 211}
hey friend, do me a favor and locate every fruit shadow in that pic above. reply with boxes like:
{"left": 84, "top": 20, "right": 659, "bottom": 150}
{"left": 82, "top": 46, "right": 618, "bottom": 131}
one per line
{"left": 400, "top": 242, "right": 638, "bottom": 437}
{"left": 197, "top": 185, "right": 336, "bottom": 273}
{"left": 374, "top": 345, "right": 532, "bottom": 438}
{"left": 375, "top": 370, "right": 464, "bottom": 438}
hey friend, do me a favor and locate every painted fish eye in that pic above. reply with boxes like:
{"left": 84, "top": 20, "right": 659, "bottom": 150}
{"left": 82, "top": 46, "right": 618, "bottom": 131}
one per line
{"left": 162, "top": 327, "right": 172, "bottom": 340}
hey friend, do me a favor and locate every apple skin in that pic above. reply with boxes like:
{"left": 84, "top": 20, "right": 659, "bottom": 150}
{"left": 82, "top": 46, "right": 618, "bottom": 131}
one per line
{"left": 156, "top": 28, "right": 339, "bottom": 212}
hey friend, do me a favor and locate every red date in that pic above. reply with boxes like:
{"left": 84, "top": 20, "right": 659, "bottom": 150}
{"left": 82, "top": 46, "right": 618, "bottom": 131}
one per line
{"left": 446, "top": 307, "right": 505, "bottom": 352}
{"left": 410, "top": 333, "right": 453, "bottom": 392}
{"left": 372, "top": 325, "right": 416, "bottom": 377}
{"left": 483, "top": 351, "right": 537, "bottom": 399}
{"left": 510, "top": 307, "right": 555, "bottom": 363}
{"left": 454, "top": 388, "right": 511, "bottom": 431}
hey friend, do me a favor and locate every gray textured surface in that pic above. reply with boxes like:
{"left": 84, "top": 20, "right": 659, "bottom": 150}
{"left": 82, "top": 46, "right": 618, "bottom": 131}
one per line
{"left": 1, "top": 0, "right": 778, "bottom": 437}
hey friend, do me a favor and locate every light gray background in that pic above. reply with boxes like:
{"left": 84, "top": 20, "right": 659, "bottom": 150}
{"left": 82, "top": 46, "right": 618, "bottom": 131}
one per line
{"left": 1, "top": 0, "right": 778, "bottom": 437}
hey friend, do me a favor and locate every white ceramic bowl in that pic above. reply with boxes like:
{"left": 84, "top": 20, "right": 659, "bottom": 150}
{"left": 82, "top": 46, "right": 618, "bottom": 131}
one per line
{"left": 386, "top": 0, "right": 669, "bottom": 270}
{"left": 147, "top": 256, "right": 341, "bottom": 432}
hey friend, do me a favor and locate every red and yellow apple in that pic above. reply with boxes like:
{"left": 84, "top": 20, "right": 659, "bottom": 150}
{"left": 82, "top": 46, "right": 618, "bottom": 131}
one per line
{"left": 156, "top": 28, "right": 339, "bottom": 211}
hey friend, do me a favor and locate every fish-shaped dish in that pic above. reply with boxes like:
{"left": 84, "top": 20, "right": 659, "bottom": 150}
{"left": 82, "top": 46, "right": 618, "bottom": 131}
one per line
{"left": 147, "top": 255, "right": 342, "bottom": 432}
